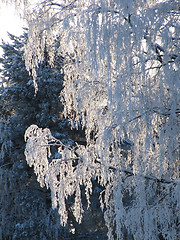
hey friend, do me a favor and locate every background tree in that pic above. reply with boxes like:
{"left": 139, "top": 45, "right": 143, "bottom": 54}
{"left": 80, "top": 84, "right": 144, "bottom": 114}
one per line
{"left": 0, "top": 30, "right": 107, "bottom": 240}
{"left": 0, "top": 32, "right": 68, "bottom": 239}
{"left": 2, "top": 0, "right": 180, "bottom": 239}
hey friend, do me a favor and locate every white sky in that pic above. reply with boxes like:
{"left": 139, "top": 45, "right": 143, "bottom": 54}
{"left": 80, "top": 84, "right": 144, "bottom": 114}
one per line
{"left": 0, "top": 3, "right": 26, "bottom": 56}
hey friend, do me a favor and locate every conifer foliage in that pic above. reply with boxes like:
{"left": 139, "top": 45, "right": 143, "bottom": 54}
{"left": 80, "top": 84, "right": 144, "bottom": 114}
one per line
{"left": 0, "top": 32, "right": 70, "bottom": 239}
{"left": 1, "top": 0, "right": 180, "bottom": 239}
{"left": 0, "top": 30, "right": 106, "bottom": 240}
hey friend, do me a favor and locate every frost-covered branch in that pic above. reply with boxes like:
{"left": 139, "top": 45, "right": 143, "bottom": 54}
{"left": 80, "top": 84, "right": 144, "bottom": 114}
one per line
{"left": 7, "top": 0, "right": 179, "bottom": 239}
{"left": 43, "top": 0, "right": 77, "bottom": 10}
{"left": 108, "top": 165, "right": 179, "bottom": 185}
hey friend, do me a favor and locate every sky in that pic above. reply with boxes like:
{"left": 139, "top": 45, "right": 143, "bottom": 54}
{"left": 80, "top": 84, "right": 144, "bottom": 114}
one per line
{"left": 0, "top": 2, "right": 26, "bottom": 56}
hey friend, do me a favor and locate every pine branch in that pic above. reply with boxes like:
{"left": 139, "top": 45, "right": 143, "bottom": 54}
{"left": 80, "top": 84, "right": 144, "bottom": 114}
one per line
{"left": 0, "top": 162, "right": 13, "bottom": 168}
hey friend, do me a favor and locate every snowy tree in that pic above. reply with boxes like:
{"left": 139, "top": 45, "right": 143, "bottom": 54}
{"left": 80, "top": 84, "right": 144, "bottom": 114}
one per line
{"left": 0, "top": 32, "right": 72, "bottom": 239}
{"left": 4, "top": 0, "right": 180, "bottom": 239}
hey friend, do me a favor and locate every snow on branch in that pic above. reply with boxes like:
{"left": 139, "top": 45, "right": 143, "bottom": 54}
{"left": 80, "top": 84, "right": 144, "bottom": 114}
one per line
{"left": 20, "top": 0, "right": 180, "bottom": 239}
{"left": 108, "top": 165, "right": 179, "bottom": 185}
{"left": 24, "top": 124, "right": 96, "bottom": 225}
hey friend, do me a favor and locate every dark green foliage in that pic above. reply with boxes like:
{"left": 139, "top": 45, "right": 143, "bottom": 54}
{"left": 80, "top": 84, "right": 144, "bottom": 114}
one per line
{"left": 0, "top": 32, "right": 107, "bottom": 239}
{"left": 0, "top": 31, "right": 68, "bottom": 239}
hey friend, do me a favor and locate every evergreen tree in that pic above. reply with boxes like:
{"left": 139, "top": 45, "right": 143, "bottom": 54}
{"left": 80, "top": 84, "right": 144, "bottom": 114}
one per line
{"left": 0, "top": 32, "right": 68, "bottom": 239}
{"left": 0, "top": 31, "right": 106, "bottom": 240}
